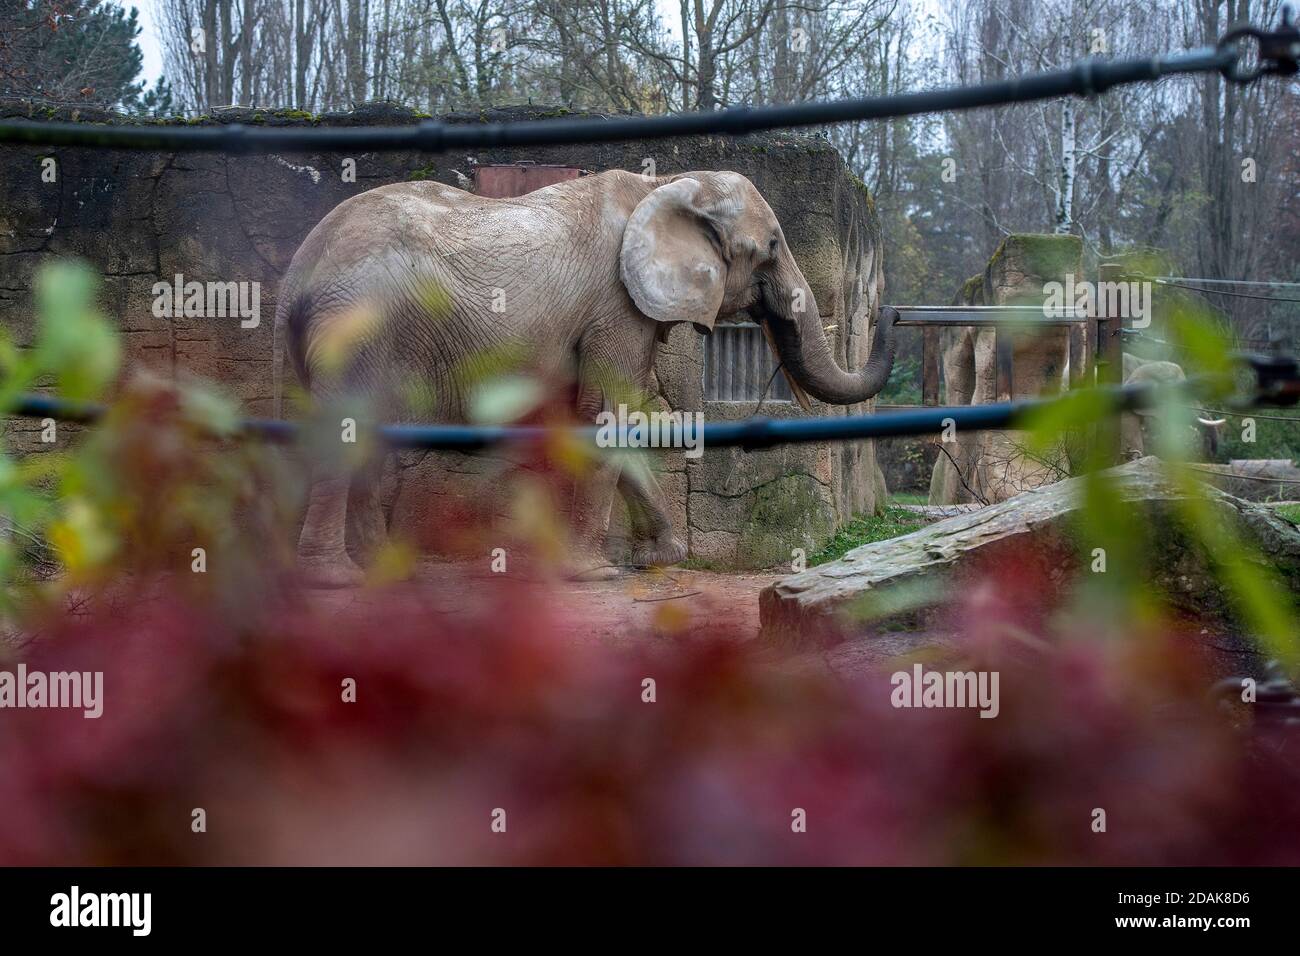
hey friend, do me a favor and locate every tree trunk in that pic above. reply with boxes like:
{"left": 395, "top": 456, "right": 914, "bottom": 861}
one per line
{"left": 239, "top": 0, "right": 253, "bottom": 105}
{"left": 202, "top": 0, "right": 218, "bottom": 109}
{"left": 679, "top": 0, "right": 691, "bottom": 110}
{"left": 294, "top": 0, "right": 308, "bottom": 109}
{"left": 436, "top": 0, "right": 472, "bottom": 103}
{"left": 1055, "top": 97, "right": 1075, "bottom": 234}
{"left": 219, "top": 0, "right": 235, "bottom": 105}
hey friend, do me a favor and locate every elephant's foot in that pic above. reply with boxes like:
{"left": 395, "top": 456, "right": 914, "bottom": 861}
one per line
{"left": 564, "top": 545, "right": 622, "bottom": 582}
{"left": 570, "top": 564, "right": 622, "bottom": 582}
{"left": 298, "top": 553, "right": 365, "bottom": 589}
{"left": 629, "top": 532, "right": 687, "bottom": 569}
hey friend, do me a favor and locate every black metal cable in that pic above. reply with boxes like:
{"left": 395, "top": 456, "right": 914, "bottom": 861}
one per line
{"left": 1145, "top": 278, "right": 1300, "bottom": 304}
{"left": 0, "top": 380, "right": 1198, "bottom": 451}
{"left": 1184, "top": 406, "right": 1300, "bottom": 422}
{"left": 0, "top": 44, "right": 1244, "bottom": 152}
{"left": 1142, "top": 276, "right": 1300, "bottom": 289}
{"left": 1183, "top": 465, "right": 1300, "bottom": 485}
{"left": 1121, "top": 329, "right": 1282, "bottom": 357}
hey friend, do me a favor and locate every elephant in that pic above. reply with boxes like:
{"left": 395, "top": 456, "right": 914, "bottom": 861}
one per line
{"left": 276, "top": 169, "right": 898, "bottom": 587}
{"left": 1120, "top": 354, "right": 1225, "bottom": 461}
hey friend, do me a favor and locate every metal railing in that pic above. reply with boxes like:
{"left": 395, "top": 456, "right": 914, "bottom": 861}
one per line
{"left": 891, "top": 305, "right": 1092, "bottom": 406}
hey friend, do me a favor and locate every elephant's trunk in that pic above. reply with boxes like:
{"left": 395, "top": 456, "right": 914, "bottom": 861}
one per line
{"left": 761, "top": 261, "right": 897, "bottom": 407}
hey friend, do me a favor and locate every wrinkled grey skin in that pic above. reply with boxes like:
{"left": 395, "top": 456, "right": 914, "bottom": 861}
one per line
{"left": 278, "top": 169, "right": 896, "bottom": 587}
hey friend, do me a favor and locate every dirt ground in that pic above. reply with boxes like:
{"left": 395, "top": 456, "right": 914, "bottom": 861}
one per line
{"left": 295, "top": 549, "right": 1267, "bottom": 681}
{"left": 3, "top": 557, "right": 952, "bottom": 677}
{"left": 307, "top": 561, "right": 774, "bottom": 644}
{"left": 8, "top": 557, "right": 1255, "bottom": 680}
{"left": 303, "top": 560, "right": 960, "bottom": 676}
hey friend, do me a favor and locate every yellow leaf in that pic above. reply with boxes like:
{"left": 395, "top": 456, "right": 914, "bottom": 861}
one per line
{"left": 365, "top": 539, "right": 418, "bottom": 587}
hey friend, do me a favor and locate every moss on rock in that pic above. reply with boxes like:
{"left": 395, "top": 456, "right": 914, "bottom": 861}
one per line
{"left": 735, "top": 474, "right": 836, "bottom": 569}
{"left": 987, "top": 234, "right": 1082, "bottom": 284}
{"left": 957, "top": 273, "right": 985, "bottom": 305}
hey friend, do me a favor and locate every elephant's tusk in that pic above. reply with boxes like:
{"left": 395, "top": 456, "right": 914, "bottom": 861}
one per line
{"left": 1197, "top": 416, "right": 1228, "bottom": 427}
{"left": 760, "top": 320, "right": 813, "bottom": 412}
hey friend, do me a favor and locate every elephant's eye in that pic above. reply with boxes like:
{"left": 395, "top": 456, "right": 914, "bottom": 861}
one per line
{"left": 768, "top": 238, "right": 779, "bottom": 256}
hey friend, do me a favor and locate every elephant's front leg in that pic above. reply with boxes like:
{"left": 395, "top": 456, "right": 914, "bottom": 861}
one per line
{"left": 565, "top": 449, "right": 623, "bottom": 581}
{"left": 566, "top": 324, "right": 662, "bottom": 582}
{"left": 567, "top": 367, "right": 623, "bottom": 580}
{"left": 618, "top": 465, "right": 687, "bottom": 569}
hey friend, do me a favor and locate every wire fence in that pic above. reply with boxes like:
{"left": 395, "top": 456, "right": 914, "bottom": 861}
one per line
{"left": 1145, "top": 278, "right": 1300, "bottom": 304}
{"left": 1145, "top": 276, "right": 1300, "bottom": 289}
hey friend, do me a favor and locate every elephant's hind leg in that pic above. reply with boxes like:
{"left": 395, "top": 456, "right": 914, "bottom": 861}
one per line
{"left": 298, "top": 469, "right": 365, "bottom": 588}
{"left": 565, "top": 339, "right": 640, "bottom": 582}
{"left": 346, "top": 454, "right": 390, "bottom": 566}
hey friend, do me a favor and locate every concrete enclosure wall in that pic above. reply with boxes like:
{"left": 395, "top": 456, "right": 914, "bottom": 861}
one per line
{"left": 928, "top": 234, "right": 1083, "bottom": 505}
{"left": 0, "top": 102, "right": 888, "bottom": 568}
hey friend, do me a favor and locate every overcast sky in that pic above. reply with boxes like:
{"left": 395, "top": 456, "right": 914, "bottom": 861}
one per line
{"left": 130, "top": 0, "right": 164, "bottom": 85}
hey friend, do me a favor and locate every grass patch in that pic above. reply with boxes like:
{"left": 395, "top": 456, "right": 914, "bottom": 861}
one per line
{"left": 890, "top": 491, "right": 929, "bottom": 505}
{"left": 808, "top": 507, "right": 927, "bottom": 566}
{"left": 678, "top": 556, "right": 726, "bottom": 572}
{"left": 1275, "top": 503, "right": 1300, "bottom": 525}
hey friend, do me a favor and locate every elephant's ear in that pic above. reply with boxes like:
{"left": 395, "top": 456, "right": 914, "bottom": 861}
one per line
{"left": 620, "top": 177, "right": 727, "bottom": 333}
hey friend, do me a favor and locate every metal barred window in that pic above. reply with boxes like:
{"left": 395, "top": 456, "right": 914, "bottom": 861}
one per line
{"left": 701, "top": 322, "right": 792, "bottom": 403}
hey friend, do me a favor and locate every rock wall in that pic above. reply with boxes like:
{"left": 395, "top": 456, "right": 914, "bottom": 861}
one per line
{"left": 764, "top": 456, "right": 1294, "bottom": 674}
{"left": 0, "top": 102, "right": 888, "bottom": 569}
{"left": 928, "top": 234, "right": 1082, "bottom": 505}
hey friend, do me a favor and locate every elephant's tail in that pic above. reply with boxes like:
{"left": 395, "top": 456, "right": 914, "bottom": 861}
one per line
{"left": 274, "top": 292, "right": 314, "bottom": 418}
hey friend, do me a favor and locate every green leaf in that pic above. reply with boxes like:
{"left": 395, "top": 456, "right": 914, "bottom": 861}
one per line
{"left": 469, "top": 375, "right": 542, "bottom": 425}
{"left": 33, "top": 259, "right": 121, "bottom": 400}
{"left": 1019, "top": 387, "right": 1111, "bottom": 455}
{"left": 181, "top": 383, "right": 241, "bottom": 436}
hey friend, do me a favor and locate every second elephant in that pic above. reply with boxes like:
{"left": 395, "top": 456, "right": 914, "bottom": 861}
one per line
{"left": 1120, "top": 354, "right": 1225, "bottom": 460}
